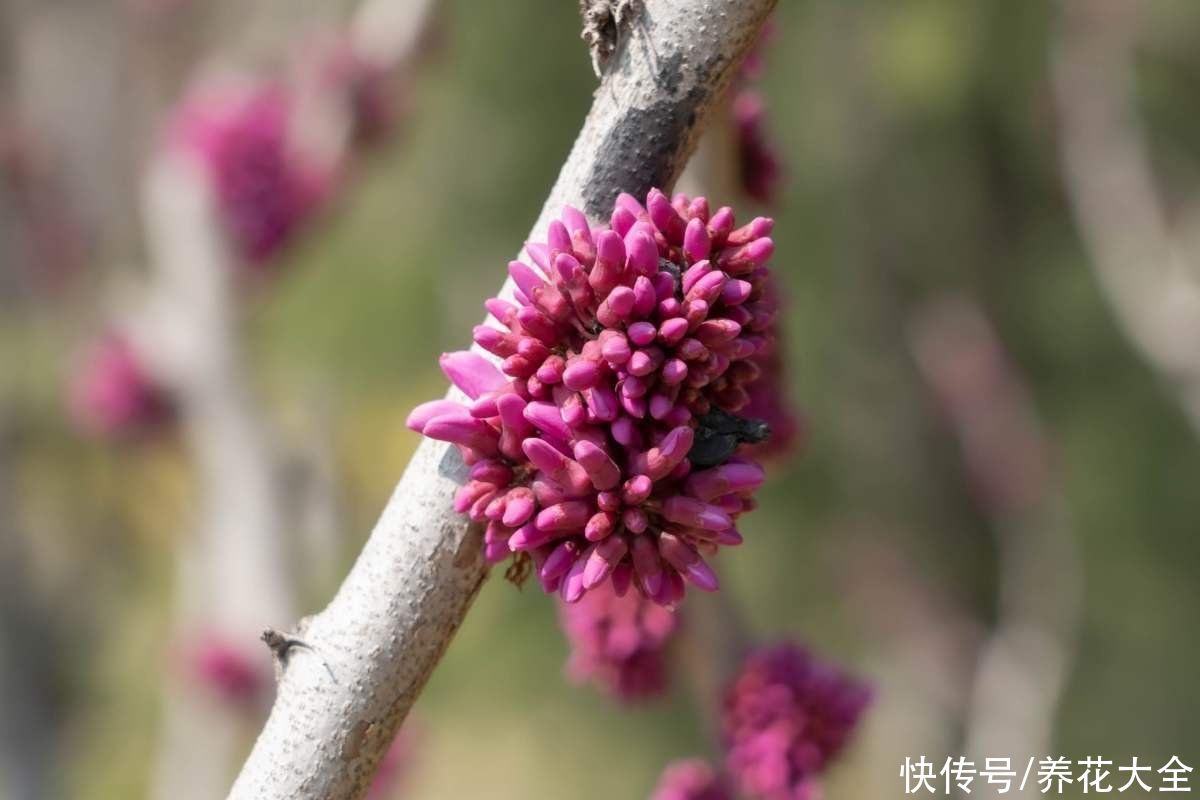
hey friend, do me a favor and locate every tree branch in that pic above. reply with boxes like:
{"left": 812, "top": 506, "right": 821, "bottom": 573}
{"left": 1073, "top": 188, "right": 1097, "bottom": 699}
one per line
{"left": 907, "top": 296, "right": 1082, "bottom": 793}
{"left": 226, "top": 2, "right": 776, "bottom": 797}
{"left": 1052, "top": 0, "right": 1200, "bottom": 437}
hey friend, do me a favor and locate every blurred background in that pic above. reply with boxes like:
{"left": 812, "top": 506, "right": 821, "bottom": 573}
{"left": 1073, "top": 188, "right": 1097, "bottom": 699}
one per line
{"left": 2, "top": 0, "right": 1199, "bottom": 798}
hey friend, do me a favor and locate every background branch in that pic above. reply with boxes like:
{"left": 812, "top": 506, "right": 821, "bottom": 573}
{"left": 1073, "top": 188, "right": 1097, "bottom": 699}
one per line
{"left": 125, "top": 2, "right": 440, "bottom": 797}
{"left": 908, "top": 296, "right": 1082, "bottom": 796}
{"left": 1053, "top": 0, "right": 1200, "bottom": 436}
{"left": 227, "top": 2, "right": 776, "bottom": 797}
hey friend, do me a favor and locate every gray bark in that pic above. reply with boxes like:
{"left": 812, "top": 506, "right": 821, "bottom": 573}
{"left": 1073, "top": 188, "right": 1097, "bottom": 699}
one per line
{"left": 226, "top": 1, "right": 776, "bottom": 797}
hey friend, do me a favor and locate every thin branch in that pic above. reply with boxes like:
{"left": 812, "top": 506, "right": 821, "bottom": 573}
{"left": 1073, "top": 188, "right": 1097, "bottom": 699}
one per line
{"left": 227, "top": 2, "right": 776, "bottom": 797}
{"left": 127, "top": 2, "right": 441, "bottom": 798}
{"left": 907, "top": 296, "right": 1082, "bottom": 791}
{"left": 1052, "top": 0, "right": 1200, "bottom": 436}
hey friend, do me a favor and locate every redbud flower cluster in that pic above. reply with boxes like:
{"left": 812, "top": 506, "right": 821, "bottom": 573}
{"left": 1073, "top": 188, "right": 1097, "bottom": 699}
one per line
{"left": 558, "top": 582, "right": 678, "bottom": 701}
{"left": 168, "top": 82, "right": 331, "bottom": 266}
{"left": 69, "top": 334, "right": 173, "bottom": 437}
{"left": 732, "top": 16, "right": 783, "bottom": 205}
{"left": 650, "top": 759, "right": 734, "bottom": 800}
{"left": 408, "top": 189, "right": 778, "bottom": 606}
{"left": 722, "top": 643, "right": 871, "bottom": 800}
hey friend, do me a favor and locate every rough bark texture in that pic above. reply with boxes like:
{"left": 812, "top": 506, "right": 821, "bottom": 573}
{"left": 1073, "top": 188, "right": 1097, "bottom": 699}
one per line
{"left": 226, "top": 2, "right": 775, "bottom": 797}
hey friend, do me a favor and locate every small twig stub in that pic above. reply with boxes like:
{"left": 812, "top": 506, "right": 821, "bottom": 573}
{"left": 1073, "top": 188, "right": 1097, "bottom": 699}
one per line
{"left": 580, "top": 0, "right": 639, "bottom": 77}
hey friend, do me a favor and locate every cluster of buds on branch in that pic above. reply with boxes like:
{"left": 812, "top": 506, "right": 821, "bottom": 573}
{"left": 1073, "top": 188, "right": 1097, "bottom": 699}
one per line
{"left": 408, "top": 189, "right": 779, "bottom": 607}
{"left": 67, "top": 29, "right": 405, "bottom": 440}
{"left": 652, "top": 643, "right": 871, "bottom": 800}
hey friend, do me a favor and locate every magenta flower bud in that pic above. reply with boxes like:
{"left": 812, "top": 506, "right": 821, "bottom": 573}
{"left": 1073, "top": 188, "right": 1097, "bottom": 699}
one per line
{"left": 598, "top": 330, "right": 631, "bottom": 365}
{"left": 684, "top": 218, "right": 713, "bottom": 265}
{"left": 694, "top": 319, "right": 742, "bottom": 347}
{"left": 653, "top": 271, "right": 677, "bottom": 302}
{"left": 628, "top": 349, "right": 658, "bottom": 378}
{"left": 662, "top": 496, "right": 732, "bottom": 531}
{"left": 597, "top": 286, "right": 636, "bottom": 327}
{"left": 547, "top": 219, "right": 572, "bottom": 255}
{"left": 627, "top": 321, "right": 657, "bottom": 347}
{"left": 560, "top": 392, "right": 588, "bottom": 429}
{"left": 541, "top": 540, "right": 580, "bottom": 582}
{"left": 583, "top": 535, "right": 627, "bottom": 589}
{"left": 535, "top": 354, "right": 566, "bottom": 384}
{"left": 658, "top": 318, "right": 690, "bottom": 347}
{"left": 515, "top": 306, "right": 559, "bottom": 344}
{"left": 685, "top": 462, "right": 766, "bottom": 501}
{"left": 526, "top": 240, "right": 553, "bottom": 271}
{"left": 649, "top": 392, "right": 676, "bottom": 420}
{"left": 686, "top": 270, "right": 728, "bottom": 305}
{"left": 658, "top": 532, "right": 719, "bottom": 591}
{"left": 720, "top": 279, "right": 753, "bottom": 306}
{"left": 718, "top": 238, "right": 774, "bottom": 274}
{"left": 610, "top": 416, "right": 643, "bottom": 449}
{"left": 485, "top": 297, "right": 517, "bottom": 323}
{"left": 665, "top": 406, "right": 692, "bottom": 427}
{"left": 631, "top": 535, "right": 664, "bottom": 597}
{"left": 508, "top": 521, "right": 555, "bottom": 551}
{"left": 682, "top": 260, "right": 713, "bottom": 295}
{"left": 658, "top": 297, "right": 683, "bottom": 319}
{"left": 727, "top": 216, "right": 775, "bottom": 246}
{"left": 625, "top": 226, "right": 660, "bottom": 277}
{"left": 405, "top": 399, "right": 463, "bottom": 433}
{"left": 615, "top": 191, "right": 646, "bottom": 218}
{"left": 708, "top": 207, "right": 735, "bottom": 244}
{"left": 522, "top": 437, "right": 592, "bottom": 496}
{"left": 561, "top": 553, "right": 590, "bottom": 603}
{"left": 620, "top": 392, "right": 647, "bottom": 419}
{"left": 597, "top": 491, "right": 622, "bottom": 513}
{"left": 439, "top": 351, "right": 505, "bottom": 399}
{"left": 591, "top": 230, "right": 626, "bottom": 295}
{"left": 473, "top": 325, "right": 517, "bottom": 357}
{"left": 485, "top": 540, "right": 511, "bottom": 563}
{"left": 537, "top": 500, "right": 591, "bottom": 533}
{"left": 622, "top": 474, "right": 653, "bottom": 505}
{"left": 562, "top": 359, "right": 602, "bottom": 391}
{"left": 422, "top": 413, "right": 499, "bottom": 457}
{"left": 622, "top": 507, "right": 649, "bottom": 534}
{"left": 611, "top": 204, "right": 638, "bottom": 236}
{"left": 523, "top": 401, "right": 572, "bottom": 442}
{"left": 508, "top": 260, "right": 547, "bottom": 298}
{"left": 470, "top": 393, "right": 502, "bottom": 419}
{"left": 584, "top": 385, "right": 620, "bottom": 422}
{"left": 502, "top": 488, "right": 536, "bottom": 527}
{"left": 501, "top": 354, "right": 536, "bottom": 379}
{"left": 469, "top": 459, "right": 513, "bottom": 486}
{"left": 585, "top": 511, "right": 618, "bottom": 541}
{"left": 561, "top": 205, "right": 590, "bottom": 236}
{"left": 647, "top": 187, "right": 687, "bottom": 243}
{"left": 619, "top": 376, "right": 647, "bottom": 401}
{"left": 660, "top": 358, "right": 689, "bottom": 386}
{"left": 684, "top": 299, "right": 710, "bottom": 327}
{"left": 454, "top": 481, "right": 491, "bottom": 514}
{"left": 650, "top": 759, "right": 733, "bottom": 800}
{"left": 676, "top": 337, "right": 708, "bottom": 362}
{"left": 574, "top": 440, "right": 622, "bottom": 490}
{"left": 632, "top": 275, "right": 658, "bottom": 318}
